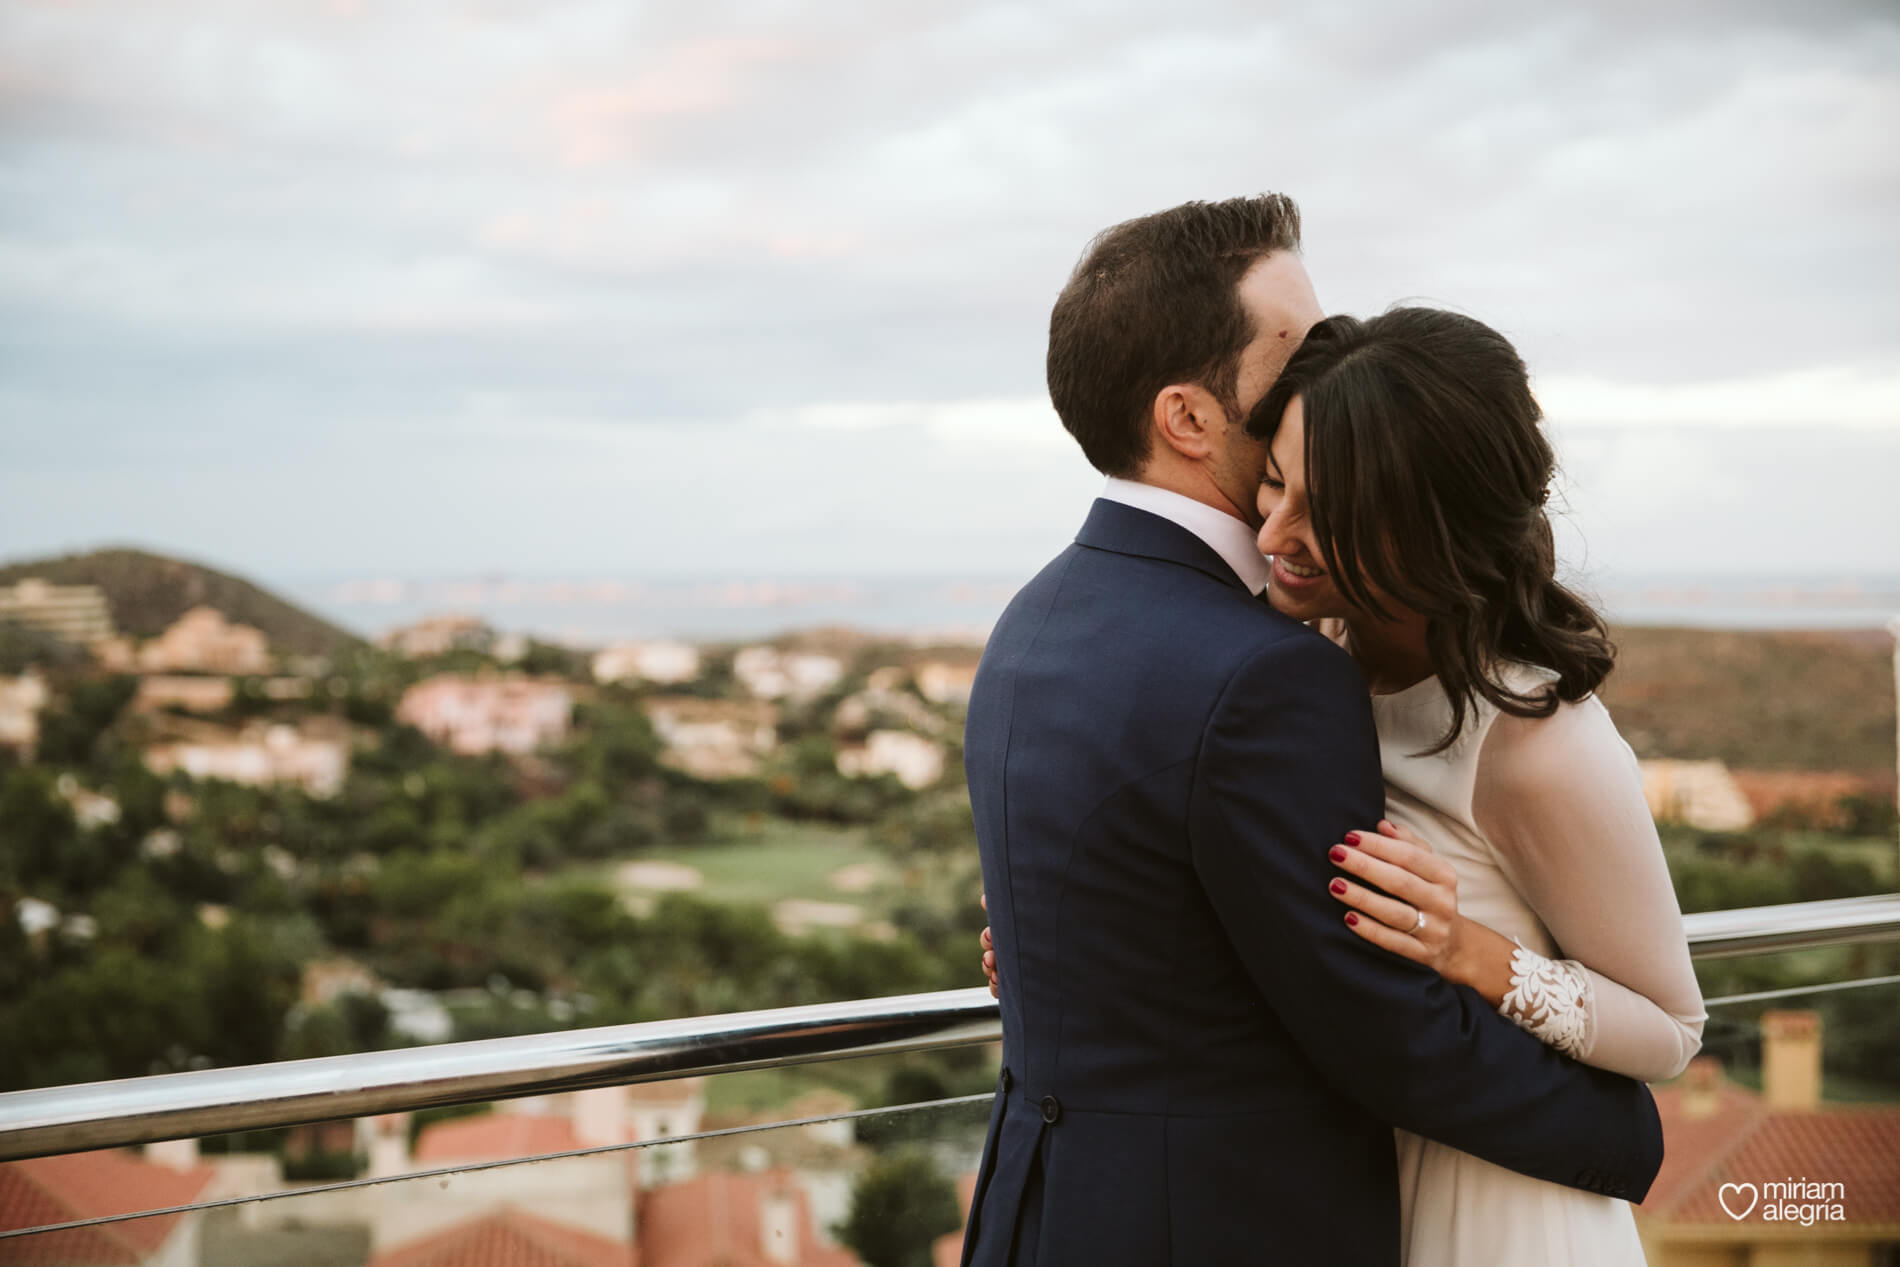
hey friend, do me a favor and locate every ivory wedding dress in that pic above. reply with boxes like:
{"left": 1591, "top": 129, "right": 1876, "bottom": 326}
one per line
{"left": 1368, "top": 664, "right": 1706, "bottom": 1267}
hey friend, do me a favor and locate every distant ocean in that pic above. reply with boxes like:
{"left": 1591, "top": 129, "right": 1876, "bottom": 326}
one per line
{"left": 279, "top": 573, "right": 1900, "bottom": 647}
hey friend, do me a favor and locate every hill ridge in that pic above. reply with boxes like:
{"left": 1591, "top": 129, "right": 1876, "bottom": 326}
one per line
{"left": 0, "top": 546, "right": 363, "bottom": 657}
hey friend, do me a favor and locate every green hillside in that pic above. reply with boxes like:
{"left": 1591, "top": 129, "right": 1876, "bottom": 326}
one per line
{"left": 1602, "top": 626, "right": 1896, "bottom": 776}
{"left": 0, "top": 547, "right": 363, "bottom": 657}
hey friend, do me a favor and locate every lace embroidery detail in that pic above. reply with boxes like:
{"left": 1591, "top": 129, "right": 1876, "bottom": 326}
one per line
{"left": 1499, "top": 944, "right": 1593, "bottom": 1059}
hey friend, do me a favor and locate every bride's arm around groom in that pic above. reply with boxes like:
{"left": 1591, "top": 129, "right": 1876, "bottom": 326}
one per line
{"left": 1189, "top": 631, "right": 1664, "bottom": 1193}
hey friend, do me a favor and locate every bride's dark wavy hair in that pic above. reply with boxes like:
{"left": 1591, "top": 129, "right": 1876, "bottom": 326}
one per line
{"left": 1247, "top": 307, "right": 1615, "bottom": 754}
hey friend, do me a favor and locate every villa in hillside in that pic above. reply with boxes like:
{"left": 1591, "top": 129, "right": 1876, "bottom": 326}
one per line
{"left": 641, "top": 696, "right": 779, "bottom": 779}
{"left": 594, "top": 640, "right": 703, "bottom": 685}
{"left": 132, "top": 674, "right": 237, "bottom": 714}
{"left": 1640, "top": 758, "right": 1757, "bottom": 832}
{"left": 0, "top": 578, "right": 116, "bottom": 645}
{"left": 913, "top": 660, "right": 980, "bottom": 707}
{"left": 0, "top": 670, "right": 49, "bottom": 756}
{"left": 378, "top": 614, "right": 495, "bottom": 659}
{"left": 122, "top": 607, "right": 275, "bottom": 676}
{"left": 836, "top": 730, "right": 945, "bottom": 790}
{"left": 142, "top": 717, "right": 352, "bottom": 798}
{"left": 130, "top": 675, "right": 314, "bottom": 715}
{"left": 395, "top": 674, "right": 573, "bottom": 756}
{"left": 733, "top": 647, "right": 845, "bottom": 702}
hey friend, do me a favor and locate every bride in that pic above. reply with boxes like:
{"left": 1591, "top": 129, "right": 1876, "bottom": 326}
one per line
{"left": 983, "top": 307, "right": 1707, "bottom": 1266}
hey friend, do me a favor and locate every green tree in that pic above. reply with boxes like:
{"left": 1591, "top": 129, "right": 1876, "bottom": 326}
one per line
{"left": 873, "top": 792, "right": 977, "bottom": 857}
{"left": 284, "top": 991, "right": 392, "bottom": 1059}
{"left": 0, "top": 767, "right": 79, "bottom": 890}
{"left": 836, "top": 1149, "right": 962, "bottom": 1267}
{"left": 34, "top": 675, "right": 138, "bottom": 768}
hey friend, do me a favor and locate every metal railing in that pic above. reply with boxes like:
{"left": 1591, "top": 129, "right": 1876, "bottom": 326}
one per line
{"left": 2, "top": 893, "right": 1898, "bottom": 1164}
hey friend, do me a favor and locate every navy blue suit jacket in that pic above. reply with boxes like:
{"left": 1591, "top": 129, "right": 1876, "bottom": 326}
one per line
{"left": 959, "top": 499, "right": 1664, "bottom": 1267}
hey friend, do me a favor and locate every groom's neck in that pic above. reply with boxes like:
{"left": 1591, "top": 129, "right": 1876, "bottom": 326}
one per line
{"left": 1127, "top": 466, "right": 1255, "bottom": 527}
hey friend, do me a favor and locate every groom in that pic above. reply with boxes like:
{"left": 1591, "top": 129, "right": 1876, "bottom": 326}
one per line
{"left": 958, "top": 196, "right": 1664, "bottom": 1266}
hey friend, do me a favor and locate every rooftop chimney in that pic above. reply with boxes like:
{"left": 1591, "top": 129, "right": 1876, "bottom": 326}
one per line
{"left": 143, "top": 1138, "right": 199, "bottom": 1171}
{"left": 572, "top": 1084, "right": 631, "bottom": 1148}
{"left": 363, "top": 1112, "right": 412, "bottom": 1180}
{"left": 1761, "top": 1009, "right": 1822, "bottom": 1111}
{"left": 1681, "top": 1056, "right": 1725, "bottom": 1120}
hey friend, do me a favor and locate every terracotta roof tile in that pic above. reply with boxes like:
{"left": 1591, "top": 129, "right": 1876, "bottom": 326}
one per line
{"left": 0, "top": 1149, "right": 216, "bottom": 1264}
{"left": 368, "top": 1206, "right": 635, "bottom": 1267}
{"left": 638, "top": 1170, "right": 857, "bottom": 1267}
{"left": 1642, "top": 1079, "right": 1900, "bottom": 1225}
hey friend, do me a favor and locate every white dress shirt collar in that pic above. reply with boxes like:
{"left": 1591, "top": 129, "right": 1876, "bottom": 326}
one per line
{"left": 1099, "top": 477, "right": 1273, "bottom": 597}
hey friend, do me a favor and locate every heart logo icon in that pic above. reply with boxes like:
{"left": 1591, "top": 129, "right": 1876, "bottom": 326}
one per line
{"left": 1719, "top": 1182, "right": 1759, "bottom": 1220}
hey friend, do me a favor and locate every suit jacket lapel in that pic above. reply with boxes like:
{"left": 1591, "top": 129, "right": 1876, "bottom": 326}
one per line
{"left": 1074, "top": 498, "right": 1252, "bottom": 594}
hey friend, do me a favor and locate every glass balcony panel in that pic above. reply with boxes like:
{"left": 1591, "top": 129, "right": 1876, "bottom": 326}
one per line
{"left": 1, "top": 1088, "right": 995, "bottom": 1266}
{"left": 1696, "top": 950, "right": 1900, "bottom": 1103}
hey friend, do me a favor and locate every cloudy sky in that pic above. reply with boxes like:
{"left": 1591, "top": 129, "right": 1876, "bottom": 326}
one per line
{"left": 2, "top": 0, "right": 1897, "bottom": 594}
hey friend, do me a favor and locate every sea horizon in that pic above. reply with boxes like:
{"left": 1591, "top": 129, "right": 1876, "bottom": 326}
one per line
{"left": 275, "top": 570, "right": 1900, "bottom": 648}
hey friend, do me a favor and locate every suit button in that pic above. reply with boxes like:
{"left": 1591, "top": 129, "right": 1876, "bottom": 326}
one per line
{"left": 999, "top": 1068, "right": 1013, "bottom": 1095}
{"left": 1040, "top": 1095, "right": 1062, "bottom": 1124}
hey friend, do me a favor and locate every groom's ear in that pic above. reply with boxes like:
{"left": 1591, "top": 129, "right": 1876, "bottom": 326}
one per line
{"left": 1151, "top": 383, "right": 1227, "bottom": 460}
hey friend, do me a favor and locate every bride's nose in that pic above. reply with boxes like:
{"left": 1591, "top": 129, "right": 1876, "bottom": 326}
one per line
{"left": 1257, "top": 508, "right": 1296, "bottom": 558}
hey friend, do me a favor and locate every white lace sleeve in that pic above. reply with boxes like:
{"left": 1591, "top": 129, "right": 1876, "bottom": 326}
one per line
{"left": 1498, "top": 942, "right": 1594, "bottom": 1060}
{"left": 1473, "top": 697, "right": 1706, "bottom": 1082}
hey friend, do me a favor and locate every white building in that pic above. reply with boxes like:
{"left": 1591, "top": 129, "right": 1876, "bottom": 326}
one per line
{"left": 641, "top": 696, "right": 778, "bottom": 779}
{"left": 377, "top": 614, "right": 494, "bottom": 659}
{"left": 0, "top": 671, "right": 48, "bottom": 754}
{"left": 915, "top": 660, "right": 980, "bottom": 706}
{"left": 379, "top": 988, "right": 453, "bottom": 1045}
{"left": 139, "top": 607, "right": 272, "bottom": 675}
{"left": 837, "top": 729, "right": 945, "bottom": 789}
{"left": 0, "top": 578, "right": 115, "bottom": 643}
{"left": 396, "top": 674, "right": 572, "bottom": 756}
{"left": 134, "top": 675, "right": 236, "bottom": 714}
{"left": 1640, "top": 758, "right": 1756, "bottom": 832}
{"left": 593, "top": 640, "right": 702, "bottom": 686}
{"left": 144, "top": 722, "right": 350, "bottom": 798}
{"left": 732, "top": 647, "right": 844, "bottom": 701}
{"left": 290, "top": 1080, "right": 708, "bottom": 1259}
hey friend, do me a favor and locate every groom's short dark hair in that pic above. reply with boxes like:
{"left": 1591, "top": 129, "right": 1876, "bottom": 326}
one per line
{"left": 1048, "top": 195, "right": 1302, "bottom": 477}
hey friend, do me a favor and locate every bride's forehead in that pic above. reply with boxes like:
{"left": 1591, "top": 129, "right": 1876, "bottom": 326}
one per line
{"left": 1267, "top": 404, "right": 1307, "bottom": 479}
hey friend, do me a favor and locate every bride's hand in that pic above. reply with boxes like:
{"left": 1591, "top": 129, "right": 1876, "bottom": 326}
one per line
{"left": 979, "top": 892, "right": 999, "bottom": 998}
{"left": 1326, "top": 819, "right": 1473, "bottom": 984}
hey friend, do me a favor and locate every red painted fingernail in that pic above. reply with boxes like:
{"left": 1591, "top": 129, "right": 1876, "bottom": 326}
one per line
{"left": 1330, "top": 878, "right": 1348, "bottom": 895}
{"left": 1345, "top": 832, "right": 1363, "bottom": 846}
{"left": 1345, "top": 912, "right": 1359, "bottom": 926}
{"left": 1329, "top": 845, "right": 1347, "bottom": 862}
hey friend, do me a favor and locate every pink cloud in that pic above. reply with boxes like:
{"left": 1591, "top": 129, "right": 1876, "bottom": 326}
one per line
{"left": 546, "top": 38, "right": 800, "bottom": 168}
